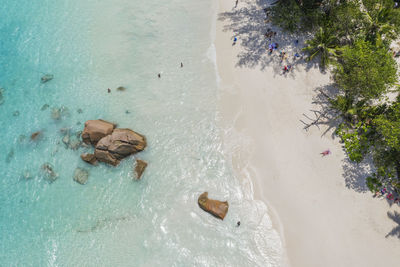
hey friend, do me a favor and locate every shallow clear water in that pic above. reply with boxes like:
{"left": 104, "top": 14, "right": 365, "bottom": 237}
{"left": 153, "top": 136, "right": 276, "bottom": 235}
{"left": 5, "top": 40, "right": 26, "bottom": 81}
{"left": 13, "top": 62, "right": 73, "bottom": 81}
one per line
{"left": 0, "top": 1, "right": 282, "bottom": 266}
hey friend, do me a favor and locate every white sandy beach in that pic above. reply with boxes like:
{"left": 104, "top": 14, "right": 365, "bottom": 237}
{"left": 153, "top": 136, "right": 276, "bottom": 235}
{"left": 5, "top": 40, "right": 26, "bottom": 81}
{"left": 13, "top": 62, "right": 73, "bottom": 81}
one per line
{"left": 216, "top": 0, "right": 400, "bottom": 266}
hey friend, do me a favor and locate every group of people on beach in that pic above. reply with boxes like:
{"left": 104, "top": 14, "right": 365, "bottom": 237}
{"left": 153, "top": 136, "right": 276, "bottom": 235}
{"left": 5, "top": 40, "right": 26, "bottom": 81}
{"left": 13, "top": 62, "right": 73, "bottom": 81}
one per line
{"left": 263, "top": 12, "right": 302, "bottom": 75}
{"left": 374, "top": 187, "right": 400, "bottom": 204}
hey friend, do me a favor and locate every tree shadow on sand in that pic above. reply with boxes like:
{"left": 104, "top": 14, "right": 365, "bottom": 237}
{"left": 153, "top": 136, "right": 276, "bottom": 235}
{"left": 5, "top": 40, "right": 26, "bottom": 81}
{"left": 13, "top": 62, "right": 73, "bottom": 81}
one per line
{"left": 386, "top": 211, "right": 400, "bottom": 238}
{"left": 299, "top": 83, "right": 373, "bottom": 193}
{"left": 218, "top": 0, "right": 320, "bottom": 75}
{"left": 299, "top": 83, "right": 341, "bottom": 137}
{"left": 342, "top": 157, "right": 371, "bottom": 193}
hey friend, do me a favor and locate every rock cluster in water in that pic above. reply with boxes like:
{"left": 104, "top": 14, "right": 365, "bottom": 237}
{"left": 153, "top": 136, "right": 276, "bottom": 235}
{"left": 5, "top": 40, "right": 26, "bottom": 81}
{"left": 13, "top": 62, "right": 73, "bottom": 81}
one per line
{"left": 198, "top": 192, "right": 229, "bottom": 220}
{"left": 80, "top": 120, "right": 148, "bottom": 173}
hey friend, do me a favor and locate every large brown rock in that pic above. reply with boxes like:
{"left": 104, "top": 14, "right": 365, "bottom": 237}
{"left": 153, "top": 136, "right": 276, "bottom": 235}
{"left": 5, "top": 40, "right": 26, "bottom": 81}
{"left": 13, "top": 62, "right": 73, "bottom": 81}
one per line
{"left": 198, "top": 192, "right": 229, "bottom": 220}
{"left": 94, "top": 148, "right": 120, "bottom": 166}
{"left": 94, "top": 128, "right": 146, "bottom": 166}
{"left": 81, "top": 153, "right": 98, "bottom": 165}
{"left": 134, "top": 159, "right": 147, "bottom": 180}
{"left": 81, "top": 119, "right": 116, "bottom": 145}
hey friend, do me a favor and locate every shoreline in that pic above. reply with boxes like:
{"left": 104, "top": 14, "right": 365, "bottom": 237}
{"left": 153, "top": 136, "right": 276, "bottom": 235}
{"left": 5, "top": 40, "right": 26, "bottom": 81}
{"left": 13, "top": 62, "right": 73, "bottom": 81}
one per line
{"left": 215, "top": 0, "right": 400, "bottom": 266}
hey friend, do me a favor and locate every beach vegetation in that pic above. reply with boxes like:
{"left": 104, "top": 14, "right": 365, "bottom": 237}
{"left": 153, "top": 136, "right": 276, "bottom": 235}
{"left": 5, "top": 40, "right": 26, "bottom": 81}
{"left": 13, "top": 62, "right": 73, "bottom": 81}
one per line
{"left": 272, "top": 0, "right": 400, "bottom": 193}
{"left": 361, "top": 0, "right": 400, "bottom": 45}
{"left": 302, "top": 27, "right": 338, "bottom": 67}
{"left": 269, "top": 0, "right": 324, "bottom": 32}
{"left": 333, "top": 39, "right": 397, "bottom": 102}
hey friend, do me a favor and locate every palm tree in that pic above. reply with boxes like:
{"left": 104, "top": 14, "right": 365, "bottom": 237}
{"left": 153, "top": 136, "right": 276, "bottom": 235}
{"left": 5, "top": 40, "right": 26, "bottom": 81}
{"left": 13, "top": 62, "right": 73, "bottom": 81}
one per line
{"left": 362, "top": 0, "right": 400, "bottom": 44}
{"left": 302, "top": 27, "right": 338, "bottom": 67}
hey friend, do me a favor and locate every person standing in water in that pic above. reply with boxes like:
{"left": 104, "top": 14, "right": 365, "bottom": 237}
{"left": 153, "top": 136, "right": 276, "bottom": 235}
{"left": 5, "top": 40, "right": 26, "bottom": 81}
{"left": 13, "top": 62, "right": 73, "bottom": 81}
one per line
{"left": 158, "top": 73, "right": 161, "bottom": 78}
{"left": 181, "top": 62, "right": 183, "bottom": 68}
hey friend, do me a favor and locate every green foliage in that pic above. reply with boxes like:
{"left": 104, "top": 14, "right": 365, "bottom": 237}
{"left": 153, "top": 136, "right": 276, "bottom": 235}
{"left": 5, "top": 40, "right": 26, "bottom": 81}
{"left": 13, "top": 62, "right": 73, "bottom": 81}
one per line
{"left": 374, "top": 116, "right": 400, "bottom": 150}
{"left": 366, "top": 174, "right": 383, "bottom": 192}
{"left": 336, "top": 123, "right": 369, "bottom": 162}
{"left": 269, "top": 0, "right": 324, "bottom": 32}
{"left": 302, "top": 27, "right": 338, "bottom": 67}
{"left": 270, "top": 0, "right": 302, "bottom": 32}
{"left": 333, "top": 40, "right": 397, "bottom": 101}
{"left": 325, "top": 1, "right": 364, "bottom": 44}
{"left": 362, "top": 0, "right": 400, "bottom": 44}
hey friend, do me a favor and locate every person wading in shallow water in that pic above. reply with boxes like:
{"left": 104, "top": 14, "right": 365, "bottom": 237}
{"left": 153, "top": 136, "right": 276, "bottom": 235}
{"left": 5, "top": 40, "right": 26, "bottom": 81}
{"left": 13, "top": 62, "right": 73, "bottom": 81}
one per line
{"left": 181, "top": 62, "right": 183, "bottom": 68}
{"left": 158, "top": 73, "right": 161, "bottom": 78}
{"left": 107, "top": 88, "right": 111, "bottom": 93}
{"left": 237, "top": 221, "right": 241, "bottom": 227}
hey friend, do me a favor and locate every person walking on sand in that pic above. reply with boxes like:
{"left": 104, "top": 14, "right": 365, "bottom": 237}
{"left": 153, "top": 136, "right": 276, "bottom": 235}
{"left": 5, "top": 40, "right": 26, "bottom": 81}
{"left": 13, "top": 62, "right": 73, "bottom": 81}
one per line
{"left": 320, "top": 149, "right": 331, "bottom": 156}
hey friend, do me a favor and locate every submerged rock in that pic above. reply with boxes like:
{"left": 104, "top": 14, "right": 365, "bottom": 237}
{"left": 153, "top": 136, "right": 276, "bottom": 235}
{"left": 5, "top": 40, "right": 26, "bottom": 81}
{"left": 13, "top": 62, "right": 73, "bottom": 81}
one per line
{"left": 77, "top": 108, "right": 83, "bottom": 114}
{"left": 5, "top": 149, "right": 14, "bottom": 163}
{"left": 59, "top": 128, "right": 70, "bottom": 134}
{"left": 41, "top": 104, "right": 49, "bottom": 111}
{"left": 75, "top": 131, "right": 82, "bottom": 138}
{"left": 62, "top": 134, "right": 70, "bottom": 146}
{"left": 94, "top": 128, "right": 146, "bottom": 166}
{"left": 22, "top": 170, "right": 31, "bottom": 180}
{"left": 51, "top": 108, "right": 61, "bottom": 120}
{"left": 198, "top": 192, "right": 229, "bottom": 220}
{"left": 41, "top": 163, "right": 58, "bottom": 182}
{"left": 116, "top": 86, "right": 126, "bottom": 91}
{"left": 82, "top": 119, "right": 116, "bottom": 145}
{"left": 31, "top": 131, "right": 41, "bottom": 141}
{"left": 41, "top": 74, "right": 53, "bottom": 83}
{"left": 60, "top": 106, "right": 69, "bottom": 117}
{"left": 13, "top": 111, "right": 20, "bottom": 117}
{"left": 133, "top": 159, "right": 147, "bottom": 180}
{"left": 81, "top": 153, "right": 97, "bottom": 165}
{"left": 18, "top": 135, "right": 27, "bottom": 143}
{"left": 73, "top": 167, "right": 89, "bottom": 185}
{"left": 68, "top": 135, "right": 81, "bottom": 150}
{"left": 0, "top": 87, "right": 4, "bottom": 105}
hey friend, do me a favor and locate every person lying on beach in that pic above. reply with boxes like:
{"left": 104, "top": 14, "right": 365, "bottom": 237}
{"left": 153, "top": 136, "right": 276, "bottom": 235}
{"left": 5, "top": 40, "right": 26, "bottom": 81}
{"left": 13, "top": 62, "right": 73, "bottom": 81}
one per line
{"left": 381, "top": 188, "right": 387, "bottom": 195}
{"left": 268, "top": 44, "right": 273, "bottom": 54}
{"left": 320, "top": 149, "right": 331, "bottom": 156}
{"left": 387, "top": 193, "right": 394, "bottom": 200}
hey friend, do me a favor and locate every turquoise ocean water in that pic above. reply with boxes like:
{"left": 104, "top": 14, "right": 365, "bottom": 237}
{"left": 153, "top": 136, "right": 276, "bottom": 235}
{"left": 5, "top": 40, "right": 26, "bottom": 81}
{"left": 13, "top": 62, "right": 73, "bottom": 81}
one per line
{"left": 0, "top": 1, "right": 282, "bottom": 266}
